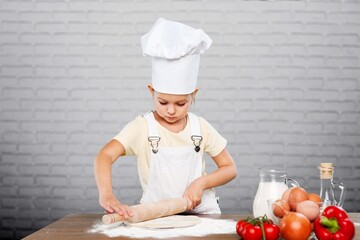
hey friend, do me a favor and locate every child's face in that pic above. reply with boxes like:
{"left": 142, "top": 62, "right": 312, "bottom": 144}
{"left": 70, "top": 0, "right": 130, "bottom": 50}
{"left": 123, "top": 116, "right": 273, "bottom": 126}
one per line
{"left": 153, "top": 91, "right": 192, "bottom": 124}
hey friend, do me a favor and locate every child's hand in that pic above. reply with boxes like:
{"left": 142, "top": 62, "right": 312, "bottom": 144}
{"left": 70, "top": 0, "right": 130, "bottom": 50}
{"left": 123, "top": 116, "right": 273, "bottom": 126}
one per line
{"left": 183, "top": 178, "right": 205, "bottom": 210}
{"left": 99, "top": 193, "right": 133, "bottom": 219}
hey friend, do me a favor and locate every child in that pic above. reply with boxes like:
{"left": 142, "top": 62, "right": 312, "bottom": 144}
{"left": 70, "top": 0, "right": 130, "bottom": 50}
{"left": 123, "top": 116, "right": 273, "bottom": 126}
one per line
{"left": 94, "top": 18, "right": 237, "bottom": 219}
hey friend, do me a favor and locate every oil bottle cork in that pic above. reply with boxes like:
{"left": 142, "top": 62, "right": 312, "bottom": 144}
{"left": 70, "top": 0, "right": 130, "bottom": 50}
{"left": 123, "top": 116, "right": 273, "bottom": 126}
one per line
{"left": 319, "top": 162, "right": 334, "bottom": 180}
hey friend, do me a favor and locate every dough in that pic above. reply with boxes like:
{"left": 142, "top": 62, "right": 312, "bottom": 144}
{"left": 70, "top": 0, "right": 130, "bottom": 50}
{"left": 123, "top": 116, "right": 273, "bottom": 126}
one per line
{"left": 126, "top": 215, "right": 201, "bottom": 229}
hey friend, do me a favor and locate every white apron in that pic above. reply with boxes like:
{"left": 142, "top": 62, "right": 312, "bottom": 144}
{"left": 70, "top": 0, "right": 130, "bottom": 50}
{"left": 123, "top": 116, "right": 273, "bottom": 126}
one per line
{"left": 140, "top": 112, "right": 221, "bottom": 214}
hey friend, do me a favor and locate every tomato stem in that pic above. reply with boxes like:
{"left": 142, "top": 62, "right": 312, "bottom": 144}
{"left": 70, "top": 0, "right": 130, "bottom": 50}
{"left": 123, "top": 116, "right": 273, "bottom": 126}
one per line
{"left": 260, "top": 220, "right": 266, "bottom": 240}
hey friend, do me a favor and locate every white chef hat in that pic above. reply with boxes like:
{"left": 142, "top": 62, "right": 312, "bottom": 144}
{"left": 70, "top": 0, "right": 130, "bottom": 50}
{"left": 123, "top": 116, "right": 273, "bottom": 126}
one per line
{"left": 141, "top": 18, "right": 212, "bottom": 94}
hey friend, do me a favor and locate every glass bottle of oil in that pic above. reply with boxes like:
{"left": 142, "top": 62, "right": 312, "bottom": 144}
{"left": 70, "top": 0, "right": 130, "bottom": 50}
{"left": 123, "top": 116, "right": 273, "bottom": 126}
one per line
{"left": 318, "top": 163, "right": 346, "bottom": 210}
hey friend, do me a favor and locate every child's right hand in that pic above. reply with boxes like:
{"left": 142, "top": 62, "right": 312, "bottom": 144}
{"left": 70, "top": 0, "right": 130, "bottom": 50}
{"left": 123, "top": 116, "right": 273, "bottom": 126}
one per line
{"left": 99, "top": 193, "right": 133, "bottom": 219}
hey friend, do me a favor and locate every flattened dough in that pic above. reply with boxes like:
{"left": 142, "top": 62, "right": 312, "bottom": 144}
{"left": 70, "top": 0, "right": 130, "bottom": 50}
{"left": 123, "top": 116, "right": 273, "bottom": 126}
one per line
{"left": 127, "top": 215, "right": 201, "bottom": 229}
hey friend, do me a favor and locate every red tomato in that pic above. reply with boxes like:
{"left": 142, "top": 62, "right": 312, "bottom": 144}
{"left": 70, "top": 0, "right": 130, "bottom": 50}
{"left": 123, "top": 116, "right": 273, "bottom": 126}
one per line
{"left": 236, "top": 220, "right": 250, "bottom": 237}
{"left": 242, "top": 224, "right": 262, "bottom": 240}
{"left": 236, "top": 220, "right": 244, "bottom": 236}
{"left": 264, "top": 223, "right": 280, "bottom": 240}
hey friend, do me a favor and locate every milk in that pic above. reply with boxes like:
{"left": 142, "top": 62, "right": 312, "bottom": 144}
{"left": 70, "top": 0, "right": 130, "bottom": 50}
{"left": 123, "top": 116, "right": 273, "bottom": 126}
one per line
{"left": 252, "top": 182, "right": 288, "bottom": 218}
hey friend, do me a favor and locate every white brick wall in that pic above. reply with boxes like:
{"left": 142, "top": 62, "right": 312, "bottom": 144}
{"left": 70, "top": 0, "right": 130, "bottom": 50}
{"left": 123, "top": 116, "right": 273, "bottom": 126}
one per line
{"left": 1, "top": 0, "right": 360, "bottom": 238}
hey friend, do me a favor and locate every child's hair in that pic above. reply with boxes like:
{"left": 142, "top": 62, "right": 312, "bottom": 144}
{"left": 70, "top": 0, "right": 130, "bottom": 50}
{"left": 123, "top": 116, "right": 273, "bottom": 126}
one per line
{"left": 191, "top": 91, "right": 196, "bottom": 104}
{"left": 153, "top": 90, "right": 197, "bottom": 104}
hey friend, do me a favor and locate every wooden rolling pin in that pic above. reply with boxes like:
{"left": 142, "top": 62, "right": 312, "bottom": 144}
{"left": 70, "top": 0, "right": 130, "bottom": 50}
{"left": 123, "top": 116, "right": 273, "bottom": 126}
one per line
{"left": 102, "top": 197, "right": 189, "bottom": 224}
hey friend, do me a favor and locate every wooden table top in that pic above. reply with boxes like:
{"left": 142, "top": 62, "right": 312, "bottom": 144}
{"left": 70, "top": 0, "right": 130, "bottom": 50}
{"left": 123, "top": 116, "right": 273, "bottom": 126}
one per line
{"left": 23, "top": 213, "right": 360, "bottom": 240}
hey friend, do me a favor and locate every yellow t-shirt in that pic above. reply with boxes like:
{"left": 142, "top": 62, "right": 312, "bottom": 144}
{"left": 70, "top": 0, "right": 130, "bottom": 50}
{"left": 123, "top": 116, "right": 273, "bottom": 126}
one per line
{"left": 113, "top": 113, "right": 227, "bottom": 191}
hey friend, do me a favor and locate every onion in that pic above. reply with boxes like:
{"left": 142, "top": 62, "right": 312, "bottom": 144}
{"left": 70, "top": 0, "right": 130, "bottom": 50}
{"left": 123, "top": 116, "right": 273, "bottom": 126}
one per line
{"left": 288, "top": 187, "right": 308, "bottom": 211}
{"left": 280, "top": 212, "right": 312, "bottom": 240}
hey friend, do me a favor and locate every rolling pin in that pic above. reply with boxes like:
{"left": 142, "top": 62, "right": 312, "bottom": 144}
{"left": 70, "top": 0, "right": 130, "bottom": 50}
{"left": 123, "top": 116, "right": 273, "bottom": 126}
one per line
{"left": 102, "top": 197, "right": 189, "bottom": 224}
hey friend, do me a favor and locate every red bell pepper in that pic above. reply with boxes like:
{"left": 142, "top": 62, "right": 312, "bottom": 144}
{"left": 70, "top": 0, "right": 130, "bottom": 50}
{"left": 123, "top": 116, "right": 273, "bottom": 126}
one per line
{"left": 314, "top": 205, "right": 355, "bottom": 240}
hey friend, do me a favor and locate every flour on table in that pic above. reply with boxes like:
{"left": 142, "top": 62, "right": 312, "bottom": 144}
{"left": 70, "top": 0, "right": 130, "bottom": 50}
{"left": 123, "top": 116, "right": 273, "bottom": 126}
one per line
{"left": 89, "top": 216, "right": 237, "bottom": 238}
{"left": 127, "top": 215, "right": 201, "bottom": 229}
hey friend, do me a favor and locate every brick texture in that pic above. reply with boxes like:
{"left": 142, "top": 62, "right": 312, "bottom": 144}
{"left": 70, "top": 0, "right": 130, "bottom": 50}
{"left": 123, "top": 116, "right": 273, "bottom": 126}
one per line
{"left": 1, "top": 0, "right": 360, "bottom": 239}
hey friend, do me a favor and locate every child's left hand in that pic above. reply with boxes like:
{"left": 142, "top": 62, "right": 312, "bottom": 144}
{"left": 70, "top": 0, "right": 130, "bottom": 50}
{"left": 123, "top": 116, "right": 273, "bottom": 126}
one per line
{"left": 183, "top": 178, "right": 205, "bottom": 210}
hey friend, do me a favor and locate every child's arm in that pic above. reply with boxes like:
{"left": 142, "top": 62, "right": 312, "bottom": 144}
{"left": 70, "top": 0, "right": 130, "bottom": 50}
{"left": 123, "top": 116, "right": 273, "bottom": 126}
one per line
{"left": 183, "top": 148, "right": 237, "bottom": 210}
{"left": 94, "top": 139, "right": 133, "bottom": 218}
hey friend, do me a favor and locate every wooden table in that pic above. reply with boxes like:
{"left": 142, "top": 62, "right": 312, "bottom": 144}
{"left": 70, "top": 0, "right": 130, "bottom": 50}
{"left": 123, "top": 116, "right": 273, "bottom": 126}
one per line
{"left": 24, "top": 213, "right": 360, "bottom": 240}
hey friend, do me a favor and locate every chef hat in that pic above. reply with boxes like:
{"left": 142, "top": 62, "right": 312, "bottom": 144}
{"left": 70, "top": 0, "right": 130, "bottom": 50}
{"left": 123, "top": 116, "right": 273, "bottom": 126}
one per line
{"left": 141, "top": 18, "right": 212, "bottom": 94}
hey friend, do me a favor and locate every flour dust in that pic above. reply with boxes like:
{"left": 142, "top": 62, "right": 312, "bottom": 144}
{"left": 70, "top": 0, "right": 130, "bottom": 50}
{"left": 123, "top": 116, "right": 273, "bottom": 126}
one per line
{"left": 89, "top": 217, "right": 237, "bottom": 238}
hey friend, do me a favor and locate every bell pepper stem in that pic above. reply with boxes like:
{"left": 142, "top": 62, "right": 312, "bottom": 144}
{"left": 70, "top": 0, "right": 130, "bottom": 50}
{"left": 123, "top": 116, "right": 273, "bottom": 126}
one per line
{"left": 320, "top": 216, "right": 340, "bottom": 233}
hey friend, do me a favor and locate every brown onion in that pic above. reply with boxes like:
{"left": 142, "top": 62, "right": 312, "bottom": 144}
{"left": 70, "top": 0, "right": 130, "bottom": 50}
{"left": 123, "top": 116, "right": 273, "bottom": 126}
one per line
{"left": 280, "top": 212, "right": 312, "bottom": 240}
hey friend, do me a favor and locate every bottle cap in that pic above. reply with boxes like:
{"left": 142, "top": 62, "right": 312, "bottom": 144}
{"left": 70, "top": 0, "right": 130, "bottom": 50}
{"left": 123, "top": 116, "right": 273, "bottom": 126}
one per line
{"left": 319, "top": 162, "right": 334, "bottom": 179}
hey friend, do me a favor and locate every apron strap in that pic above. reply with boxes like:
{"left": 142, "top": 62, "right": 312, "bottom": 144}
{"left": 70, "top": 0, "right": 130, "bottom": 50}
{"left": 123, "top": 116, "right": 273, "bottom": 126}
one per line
{"left": 143, "top": 112, "right": 203, "bottom": 153}
{"left": 143, "top": 112, "right": 160, "bottom": 154}
{"left": 188, "top": 112, "right": 203, "bottom": 152}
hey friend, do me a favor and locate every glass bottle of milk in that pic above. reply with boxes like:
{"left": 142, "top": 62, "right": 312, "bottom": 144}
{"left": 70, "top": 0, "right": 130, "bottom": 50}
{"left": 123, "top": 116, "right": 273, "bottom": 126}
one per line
{"left": 253, "top": 169, "right": 298, "bottom": 218}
